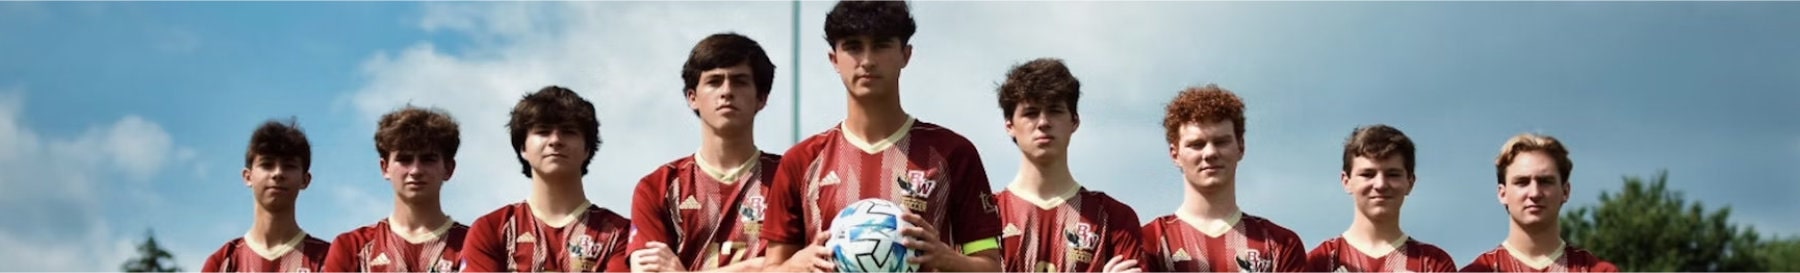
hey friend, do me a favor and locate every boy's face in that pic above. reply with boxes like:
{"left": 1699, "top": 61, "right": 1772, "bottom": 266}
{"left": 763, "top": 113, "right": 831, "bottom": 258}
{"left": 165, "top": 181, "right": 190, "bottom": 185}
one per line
{"left": 382, "top": 151, "right": 454, "bottom": 202}
{"left": 242, "top": 155, "right": 310, "bottom": 212}
{"left": 1169, "top": 120, "right": 1242, "bottom": 192}
{"left": 1006, "top": 101, "right": 1078, "bottom": 162}
{"left": 520, "top": 124, "right": 588, "bottom": 179}
{"left": 688, "top": 63, "right": 766, "bottom": 134}
{"left": 1342, "top": 155, "right": 1414, "bottom": 221}
{"left": 828, "top": 35, "right": 911, "bottom": 98}
{"left": 1498, "top": 151, "right": 1569, "bottom": 229}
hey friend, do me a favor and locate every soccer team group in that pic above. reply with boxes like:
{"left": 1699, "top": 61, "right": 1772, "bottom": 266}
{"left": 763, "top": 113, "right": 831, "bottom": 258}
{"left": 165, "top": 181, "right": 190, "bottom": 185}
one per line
{"left": 200, "top": 1, "right": 1620, "bottom": 273}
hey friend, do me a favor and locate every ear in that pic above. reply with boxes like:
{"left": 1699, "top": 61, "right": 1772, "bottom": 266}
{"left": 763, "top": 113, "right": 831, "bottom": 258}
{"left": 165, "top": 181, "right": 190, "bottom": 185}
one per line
{"left": 242, "top": 168, "right": 252, "bottom": 187}
{"left": 1341, "top": 171, "right": 1353, "bottom": 194}
{"left": 378, "top": 158, "right": 390, "bottom": 176}
{"left": 900, "top": 44, "right": 913, "bottom": 69}
{"left": 686, "top": 89, "right": 700, "bottom": 111}
{"left": 300, "top": 172, "right": 312, "bottom": 190}
{"left": 1168, "top": 143, "right": 1180, "bottom": 166}
{"left": 755, "top": 94, "right": 769, "bottom": 112}
{"left": 444, "top": 159, "right": 457, "bottom": 182}
{"left": 1403, "top": 173, "right": 1418, "bottom": 196}
{"left": 1560, "top": 181, "right": 1572, "bottom": 204}
{"left": 826, "top": 50, "right": 839, "bottom": 69}
{"left": 1496, "top": 183, "right": 1507, "bottom": 205}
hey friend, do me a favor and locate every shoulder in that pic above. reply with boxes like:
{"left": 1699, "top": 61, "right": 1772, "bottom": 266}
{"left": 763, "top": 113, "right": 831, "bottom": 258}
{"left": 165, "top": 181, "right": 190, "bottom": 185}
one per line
{"left": 1565, "top": 246, "right": 1616, "bottom": 269}
{"left": 1405, "top": 237, "right": 1455, "bottom": 259}
{"left": 302, "top": 234, "right": 332, "bottom": 257}
{"left": 208, "top": 237, "right": 245, "bottom": 256}
{"left": 587, "top": 205, "right": 632, "bottom": 228}
{"left": 470, "top": 203, "right": 526, "bottom": 228}
{"left": 330, "top": 223, "right": 384, "bottom": 246}
{"left": 1241, "top": 213, "right": 1305, "bottom": 245}
{"left": 910, "top": 120, "right": 978, "bottom": 152}
{"left": 784, "top": 127, "right": 841, "bottom": 156}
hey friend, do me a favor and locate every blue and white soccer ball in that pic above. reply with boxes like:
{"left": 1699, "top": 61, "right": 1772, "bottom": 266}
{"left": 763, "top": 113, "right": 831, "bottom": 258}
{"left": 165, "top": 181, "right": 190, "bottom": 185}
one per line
{"left": 827, "top": 198, "right": 920, "bottom": 272}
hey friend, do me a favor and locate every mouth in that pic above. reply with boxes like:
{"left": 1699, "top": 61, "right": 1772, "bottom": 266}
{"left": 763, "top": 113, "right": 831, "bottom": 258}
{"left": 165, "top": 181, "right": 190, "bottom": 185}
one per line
{"left": 1198, "top": 166, "right": 1223, "bottom": 174}
{"left": 1032, "top": 136, "right": 1054, "bottom": 144}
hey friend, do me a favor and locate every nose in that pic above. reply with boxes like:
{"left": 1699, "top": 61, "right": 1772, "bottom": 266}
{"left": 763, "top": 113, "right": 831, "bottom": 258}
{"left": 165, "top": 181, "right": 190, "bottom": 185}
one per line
{"left": 1372, "top": 175, "right": 1393, "bottom": 191}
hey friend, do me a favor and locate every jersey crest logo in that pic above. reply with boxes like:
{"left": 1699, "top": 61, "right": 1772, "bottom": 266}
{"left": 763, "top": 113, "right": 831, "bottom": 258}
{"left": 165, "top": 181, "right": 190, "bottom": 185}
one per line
{"left": 1236, "top": 249, "right": 1273, "bottom": 273}
{"left": 1064, "top": 223, "right": 1099, "bottom": 263}
{"left": 896, "top": 170, "right": 938, "bottom": 211}
{"left": 740, "top": 196, "right": 767, "bottom": 222}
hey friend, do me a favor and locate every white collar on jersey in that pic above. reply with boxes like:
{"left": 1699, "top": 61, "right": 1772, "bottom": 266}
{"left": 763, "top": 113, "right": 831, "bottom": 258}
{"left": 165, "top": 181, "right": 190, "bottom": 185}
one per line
{"left": 243, "top": 231, "right": 309, "bottom": 261}
{"left": 387, "top": 216, "right": 458, "bottom": 244}
{"left": 1502, "top": 239, "right": 1567, "bottom": 270}
{"left": 841, "top": 116, "right": 916, "bottom": 154}
{"left": 694, "top": 149, "right": 761, "bottom": 184}
{"left": 1176, "top": 210, "right": 1243, "bottom": 238}
{"left": 528, "top": 201, "right": 593, "bottom": 228}
{"left": 1004, "top": 177, "right": 1084, "bottom": 210}
{"left": 1342, "top": 232, "right": 1410, "bottom": 258}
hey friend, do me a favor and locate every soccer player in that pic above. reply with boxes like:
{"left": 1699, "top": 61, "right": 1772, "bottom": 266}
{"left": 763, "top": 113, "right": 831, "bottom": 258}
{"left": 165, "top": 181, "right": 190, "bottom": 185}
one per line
{"left": 1305, "top": 125, "right": 1456, "bottom": 272}
{"left": 1460, "top": 133, "right": 1617, "bottom": 272}
{"left": 991, "top": 58, "right": 1144, "bottom": 273}
{"left": 203, "top": 118, "right": 330, "bottom": 272}
{"left": 761, "top": 1, "right": 1004, "bottom": 272}
{"left": 460, "top": 86, "right": 631, "bottom": 272}
{"left": 625, "top": 33, "right": 780, "bottom": 273}
{"left": 321, "top": 106, "right": 468, "bottom": 272}
{"left": 1139, "top": 85, "right": 1307, "bottom": 272}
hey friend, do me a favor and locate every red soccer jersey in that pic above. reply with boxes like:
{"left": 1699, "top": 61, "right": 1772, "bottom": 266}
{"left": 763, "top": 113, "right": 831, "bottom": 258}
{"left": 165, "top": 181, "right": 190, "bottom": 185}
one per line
{"left": 1305, "top": 235, "right": 1457, "bottom": 272}
{"left": 995, "top": 186, "right": 1144, "bottom": 272}
{"left": 762, "top": 118, "right": 1004, "bottom": 257}
{"left": 201, "top": 233, "right": 331, "bottom": 272}
{"left": 627, "top": 152, "right": 780, "bottom": 271}
{"left": 321, "top": 219, "right": 469, "bottom": 272}
{"left": 1459, "top": 243, "right": 1618, "bottom": 272}
{"left": 460, "top": 202, "right": 632, "bottom": 272}
{"left": 1140, "top": 213, "right": 1307, "bottom": 272}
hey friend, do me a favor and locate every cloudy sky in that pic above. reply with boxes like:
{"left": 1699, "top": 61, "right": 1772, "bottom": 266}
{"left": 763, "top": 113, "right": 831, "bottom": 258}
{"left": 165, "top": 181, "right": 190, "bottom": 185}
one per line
{"left": 2, "top": 2, "right": 1797, "bottom": 271}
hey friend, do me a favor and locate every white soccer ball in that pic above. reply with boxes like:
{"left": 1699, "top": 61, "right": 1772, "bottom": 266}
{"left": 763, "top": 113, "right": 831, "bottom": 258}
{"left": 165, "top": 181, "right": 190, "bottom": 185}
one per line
{"left": 827, "top": 199, "right": 919, "bottom": 272}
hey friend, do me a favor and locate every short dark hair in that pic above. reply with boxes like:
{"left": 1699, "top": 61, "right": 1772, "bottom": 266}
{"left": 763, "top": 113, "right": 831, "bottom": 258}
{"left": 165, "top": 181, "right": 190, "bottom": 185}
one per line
{"left": 996, "top": 58, "right": 1081, "bottom": 119}
{"left": 374, "top": 105, "right": 461, "bottom": 160}
{"left": 506, "top": 86, "right": 601, "bottom": 178}
{"left": 823, "top": 0, "right": 917, "bottom": 48}
{"left": 243, "top": 118, "right": 311, "bottom": 169}
{"left": 1342, "top": 124, "right": 1416, "bottom": 175}
{"left": 682, "top": 33, "right": 777, "bottom": 105}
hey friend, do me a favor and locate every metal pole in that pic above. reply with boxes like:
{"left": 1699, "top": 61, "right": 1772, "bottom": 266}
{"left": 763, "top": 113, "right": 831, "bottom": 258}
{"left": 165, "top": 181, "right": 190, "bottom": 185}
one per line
{"left": 791, "top": 0, "right": 802, "bottom": 144}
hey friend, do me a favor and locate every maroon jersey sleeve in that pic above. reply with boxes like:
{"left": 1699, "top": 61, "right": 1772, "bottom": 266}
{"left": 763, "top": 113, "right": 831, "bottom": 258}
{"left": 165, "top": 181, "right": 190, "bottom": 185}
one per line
{"left": 1139, "top": 220, "right": 1168, "bottom": 272}
{"left": 301, "top": 236, "right": 332, "bottom": 271}
{"left": 1103, "top": 197, "right": 1145, "bottom": 264}
{"left": 201, "top": 240, "right": 235, "bottom": 272}
{"left": 1303, "top": 239, "right": 1337, "bottom": 272}
{"left": 761, "top": 138, "right": 822, "bottom": 245}
{"left": 945, "top": 139, "right": 1002, "bottom": 246}
{"left": 1459, "top": 251, "right": 1500, "bottom": 272}
{"left": 1592, "top": 261, "right": 1619, "bottom": 272}
{"left": 322, "top": 230, "right": 367, "bottom": 272}
{"left": 1271, "top": 226, "right": 1308, "bottom": 272}
{"left": 605, "top": 234, "right": 631, "bottom": 272}
{"left": 460, "top": 208, "right": 509, "bottom": 272}
{"left": 1418, "top": 242, "right": 1459, "bottom": 272}
{"left": 627, "top": 165, "right": 676, "bottom": 253}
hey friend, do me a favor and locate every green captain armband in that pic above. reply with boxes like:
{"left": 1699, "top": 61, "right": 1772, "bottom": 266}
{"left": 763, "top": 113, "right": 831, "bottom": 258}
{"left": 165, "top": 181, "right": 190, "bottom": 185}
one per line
{"left": 960, "top": 237, "right": 1000, "bottom": 255}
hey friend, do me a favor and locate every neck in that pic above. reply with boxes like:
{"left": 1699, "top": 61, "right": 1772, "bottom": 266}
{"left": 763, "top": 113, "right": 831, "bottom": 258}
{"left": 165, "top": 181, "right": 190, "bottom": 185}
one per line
{"left": 528, "top": 174, "right": 589, "bottom": 219}
{"left": 390, "top": 198, "right": 450, "bottom": 234}
{"left": 1177, "top": 182, "right": 1240, "bottom": 220}
{"left": 844, "top": 91, "right": 909, "bottom": 141}
{"left": 249, "top": 207, "right": 302, "bottom": 243}
{"left": 699, "top": 127, "right": 759, "bottom": 171}
{"left": 1345, "top": 214, "right": 1405, "bottom": 247}
{"left": 1506, "top": 222, "right": 1564, "bottom": 257}
{"left": 1014, "top": 156, "right": 1078, "bottom": 198}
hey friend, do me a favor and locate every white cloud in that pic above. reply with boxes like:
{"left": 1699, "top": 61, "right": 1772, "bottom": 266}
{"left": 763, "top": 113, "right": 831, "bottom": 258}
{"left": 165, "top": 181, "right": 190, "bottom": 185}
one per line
{"left": 0, "top": 89, "right": 196, "bottom": 271}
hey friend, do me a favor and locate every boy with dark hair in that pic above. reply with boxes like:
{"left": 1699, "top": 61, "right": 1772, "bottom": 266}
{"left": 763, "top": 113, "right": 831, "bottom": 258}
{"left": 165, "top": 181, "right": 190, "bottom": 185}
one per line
{"left": 461, "top": 86, "right": 632, "bottom": 272}
{"left": 991, "top": 58, "right": 1145, "bottom": 272}
{"left": 1305, "top": 125, "right": 1457, "bottom": 272}
{"left": 626, "top": 33, "right": 780, "bottom": 273}
{"left": 323, "top": 106, "right": 470, "bottom": 272}
{"left": 203, "top": 118, "right": 331, "bottom": 272}
{"left": 762, "top": 1, "right": 1004, "bottom": 272}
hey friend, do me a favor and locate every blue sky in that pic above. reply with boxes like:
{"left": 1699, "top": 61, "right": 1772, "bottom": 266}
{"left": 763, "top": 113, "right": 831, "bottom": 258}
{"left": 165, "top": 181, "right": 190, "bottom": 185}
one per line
{"left": 2, "top": 2, "right": 1797, "bottom": 271}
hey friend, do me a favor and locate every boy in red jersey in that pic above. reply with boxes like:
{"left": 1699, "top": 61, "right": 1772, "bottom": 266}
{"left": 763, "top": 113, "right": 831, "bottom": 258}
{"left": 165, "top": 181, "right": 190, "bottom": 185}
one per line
{"left": 990, "top": 58, "right": 1145, "bottom": 273}
{"left": 202, "top": 118, "right": 331, "bottom": 273}
{"left": 321, "top": 106, "right": 468, "bottom": 272}
{"left": 1138, "top": 85, "right": 1307, "bottom": 272}
{"left": 1460, "top": 133, "right": 1617, "bottom": 272}
{"left": 460, "top": 86, "right": 631, "bottom": 272}
{"left": 626, "top": 33, "right": 780, "bottom": 273}
{"left": 1305, "top": 125, "right": 1456, "bottom": 272}
{"left": 761, "top": 1, "right": 1003, "bottom": 272}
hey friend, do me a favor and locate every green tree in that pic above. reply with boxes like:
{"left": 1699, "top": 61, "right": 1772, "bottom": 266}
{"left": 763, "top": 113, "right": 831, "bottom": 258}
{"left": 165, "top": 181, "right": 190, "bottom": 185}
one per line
{"left": 1560, "top": 170, "right": 1763, "bottom": 271}
{"left": 120, "top": 229, "right": 182, "bottom": 272}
